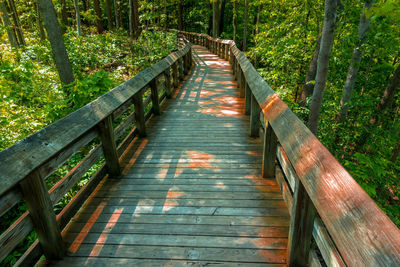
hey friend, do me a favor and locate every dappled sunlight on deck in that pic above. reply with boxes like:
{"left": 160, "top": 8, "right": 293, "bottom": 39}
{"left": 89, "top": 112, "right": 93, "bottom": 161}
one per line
{"left": 55, "top": 45, "right": 289, "bottom": 266}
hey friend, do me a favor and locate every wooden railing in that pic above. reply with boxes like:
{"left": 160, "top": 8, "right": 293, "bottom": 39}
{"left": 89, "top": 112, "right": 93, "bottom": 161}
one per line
{"left": 180, "top": 30, "right": 400, "bottom": 267}
{"left": 0, "top": 36, "right": 192, "bottom": 265}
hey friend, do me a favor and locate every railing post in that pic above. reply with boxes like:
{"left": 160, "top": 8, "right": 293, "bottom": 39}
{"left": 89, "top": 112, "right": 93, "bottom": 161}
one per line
{"left": 149, "top": 78, "right": 161, "bottom": 115}
{"left": 178, "top": 57, "right": 184, "bottom": 80}
{"left": 288, "top": 179, "right": 316, "bottom": 266}
{"left": 20, "top": 171, "right": 65, "bottom": 260}
{"left": 225, "top": 44, "right": 229, "bottom": 60}
{"left": 133, "top": 90, "right": 146, "bottom": 137}
{"left": 262, "top": 121, "right": 277, "bottom": 178}
{"left": 250, "top": 93, "right": 260, "bottom": 137}
{"left": 98, "top": 115, "right": 121, "bottom": 177}
{"left": 240, "top": 69, "right": 245, "bottom": 97}
{"left": 172, "top": 62, "right": 179, "bottom": 89}
{"left": 164, "top": 68, "right": 172, "bottom": 98}
{"left": 232, "top": 56, "right": 236, "bottom": 78}
{"left": 245, "top": 81, "right": 251, "bottom": 115}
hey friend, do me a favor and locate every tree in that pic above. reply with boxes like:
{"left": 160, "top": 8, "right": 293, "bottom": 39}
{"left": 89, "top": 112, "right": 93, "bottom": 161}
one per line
{"left": 377, "top": 64, "right": 400, "bottom": 112}
{"left": 308, "top": 0, "right": 339, "bottom": 134}
{"left": 132, "top": 0, "right": 140, "bottom": 38}
{"left": 8, "top": 0, "right": 25, "bottom": 45}
{"left": 232, "top": 0, "right": 237, "bottom": 42}
{"left": 38, "top": 0, "right": 75, "bottom": 85}
{"left": 35, "top": 0, "right": 46, "bottom": 40}
{"left": 105, "top": 0, "right": 114, "bottom": 30}
{"left": 0, "top": 1, "right": 18, "bottom": 47}
{"left": 219, "top": 0, "right": 226, "bottom": 34}
{"left": 113, "top": 0, "right": 119, "bottom": 31}
{"left": 212, "top": 0, "right": 219, "bottom": 37}
{"left": 337, "top": 0, "right": 374, "bottom": 122}
{"left": 93, "top": 0, "right": 104, "bottom": 33}
{"left": 178, "top": 0, "right": 183, "bottom": 30}
{"left": 59, "top": 0, "right": 68, "bottom": 32}
{"left": 73, "top": 0, "right": 83, "bottom": 36}
{"left": 243, "top": 0, "right": 248, "bottom": 51}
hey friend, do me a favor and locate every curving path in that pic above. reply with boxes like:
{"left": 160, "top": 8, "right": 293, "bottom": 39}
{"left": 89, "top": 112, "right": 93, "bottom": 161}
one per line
{"left": 52, "top": 45, "right": 289, "bottom": 266}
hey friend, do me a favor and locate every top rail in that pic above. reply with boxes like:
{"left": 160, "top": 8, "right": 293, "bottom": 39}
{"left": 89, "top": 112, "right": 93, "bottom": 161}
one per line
{"left": 179, "top": 30, "right": 400, "bottom": 267}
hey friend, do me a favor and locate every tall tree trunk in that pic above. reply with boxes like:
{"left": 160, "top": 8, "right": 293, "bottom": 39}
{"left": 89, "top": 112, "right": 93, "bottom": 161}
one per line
{"left": 178, "top": 0, "right": 183, "bottom": 30}
{"left": 212, "top": 0, "right": 219, "bottom": 37}
{"left": 132, "top": 0, "right": 140, "bottom": 39}
{"left": 299, "top": 35, "right": 322, "bottom": 104}
{"left": 163, "top": 2, "right": 167, "bottom": 31}
{"left": 35, "top": 0, "right": 46, "bottom": 40}
{"left": 38, "top": 0, "right": 75, "bottom": 85}
{"left": 73, "top": 0, "right": 82, "bottom": 36}
{"left": 207, "top": 2, "right": 212, "bottom": 35}
{"left": 232, "top": 0, "right": 236, "bottom": 42}
{"left": 0, "top": 1, "right": 18, "bottom": 47}
{"left": 337, "top": 0, "right": 374, "bottom": 122}
{"left": 129, "top": 0, "right": 133, "bottom": 38}
{"left": 93, "top": 0, "right": 103, "bottom": 33}
{"left": 377, "top": 64, "right": 400, "bottom": 111}
{"left": 59, "top": 0, "right": 68, "bottom": 32}
{"left": 218, "top": 0, "right": 225, "bottom": 35}
{"left": 113, "top": 0, "right": 119, "bottom": 31}
{"left": 8, "top": 0, "right": 25, "bottom": 45}
{"left": 105, "top": 0, "right": 113, "bottom": 30}
{"left": 243, "top": 0, "right": 248, "bottom": 51}
{"left": 308, "top": 0, "right": 338, "bottom": 135}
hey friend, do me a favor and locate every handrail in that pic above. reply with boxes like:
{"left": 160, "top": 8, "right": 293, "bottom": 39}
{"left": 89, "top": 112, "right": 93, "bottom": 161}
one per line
{"left": 179, "top": 30, "right": 400, "bottom": 267}
{"left": 0, "top": 36, "right": 192, "bottom": 265}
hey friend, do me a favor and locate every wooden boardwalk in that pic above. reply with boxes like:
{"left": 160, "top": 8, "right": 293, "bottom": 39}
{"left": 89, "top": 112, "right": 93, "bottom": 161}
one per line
{"left": 54, "top": 45, "right": 289, "bottom": 266}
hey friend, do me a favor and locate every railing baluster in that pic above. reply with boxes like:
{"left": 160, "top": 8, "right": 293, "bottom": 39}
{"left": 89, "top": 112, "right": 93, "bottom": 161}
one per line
{"left": 240, "top": 69, "right": 245, "bottom": 97}
{"left": 178, "top": 58, "right": 184, "bottom": 80}
{"left": 19, "top": 171, "right": 64, "bottom": 260}
{"left": 172, "top": 62, "right": 179, "bottom": 89}
{"left": 262, "top": 121, "right": 278, "bottom": 178}
{"left": 288, "top": 179, "right": 316, "bottom": 266}
{"left": 250, "top": 93, "right": 261, "bottom": 137}
{"left": 245, "top": 81, "right": 251, "bottom": 115}
{"left": 98, "top": 115, "right": 121, "bottom": 177}
{"left": 164, "top": 68, "right": 172, "bottom": 99}
{"left": 149, "top": 78, "right": 161, "bottom": 115}
{"left": 133, "top": 90, "right": 146, "bottom": 137}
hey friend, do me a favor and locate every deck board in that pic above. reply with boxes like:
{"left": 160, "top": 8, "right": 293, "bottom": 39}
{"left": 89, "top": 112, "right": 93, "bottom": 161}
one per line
{"left": 54, "top": 45, "right": 289, "bottom": 266}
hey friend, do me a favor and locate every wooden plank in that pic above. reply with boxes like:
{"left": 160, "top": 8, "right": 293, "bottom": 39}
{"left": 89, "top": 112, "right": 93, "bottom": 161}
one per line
{"left": 275, "top": 167, "right": 293, "bottom": 212}
{"left": 64, "top": 233, "right": 287, "bottom": 250}
{"left": 287, "top": 176, "right": 316, "bottom": 266}
{"left": 19, "top": 171, "right": 64, "bottom": 259}
{"left": 97, "top": 116, "right": 121, "bottom": 177}
{"left": 164, "top": 69, "right": 172, "bottom": 98}
{"left": 0, "top": 212, "right": 33, "bottom": 262}
{"left": 112, "top": 97, "right": 134, "bottom": 120}
{"left": 309, "top": 249, "right": 323, "bottom": 267}
{"left": 114, "top": 110, "right": 136, "bottom": 140}
{"left": 0, "top": 187, "right": 22, "bottom": 217}
{"left": 313, "top": 217, "right": 346, "bottom": 267}
{"left": 276, "top": 145, "right": 296, "bottom": 191}
{"left": 49, "top": 145, "right": 103, "bottom": 204}
{"left": 14, "top": 240, "right": 42, "bottom": 267}
{"left": 133, "top": 90, "right": 146, "bottom": 137}
{"left": 67, "top": 244, "right": 287, "bottom": 264}
{"left": 262, "top": 121, "right": 278, "bottom": 178}
{"left": 47, "top": 257, "right": 284, "bottom": 266}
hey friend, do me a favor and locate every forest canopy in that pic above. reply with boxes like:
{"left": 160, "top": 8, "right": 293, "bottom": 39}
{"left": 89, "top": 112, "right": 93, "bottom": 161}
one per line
{"left": 0, "top": 0, "right": 399, "bottom": 264}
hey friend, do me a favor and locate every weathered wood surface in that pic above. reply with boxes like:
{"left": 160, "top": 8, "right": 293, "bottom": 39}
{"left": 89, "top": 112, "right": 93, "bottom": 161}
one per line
{"left": 52, "top": 45, "right": 289, "bottom": 266}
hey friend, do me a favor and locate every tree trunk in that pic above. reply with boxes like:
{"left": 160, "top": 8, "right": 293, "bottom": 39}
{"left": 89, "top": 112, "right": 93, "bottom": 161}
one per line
{"left": 178, "top": 0, "right": 183, "bottom": 30}
{"left": 59, "top": 0, "right": 68, "bottom": 32}
{"left": 129, "top": 0, "right": 133, "bottom": 37}
{"left": 105, "top": 0, "right": 113, "bottom": 30}
{"left": 8, "top": 0, "right": 25, "bottom": 45}
{"left": 38, "top": 0, "right": 75, "bottom": 85}
{"left": 299, "top": 35, "right": 322, "bottom": 104}
{"left": 93, "top": 0, "right": 103, "bottom": 33}
{"left": 73, "top": 0, "right": 82, "bottom": 36}
{"left": 377, "top": 64, "right": 400, "bottom": 111}
{"left": 132, "top": 0, "right": 140, "bottom": 39}
{"left": 308, "top": 0, "right": 338, "bottom": 135}
{"left": 35, "top": 0, "right": 46, "bottom": 40}
{"left": 113, "top": 0, "right": 119, "bottom": 31}
{"left": 163, "top": 2, "right": 168, "bottom": 31}
{"left": 218, "top": 0, "right": 225, "bottom": 35}
{"left": 0, "top": 1, "right": 18, "bottom": 47}
{"left": 207, "top": 2, "right": 212, "bottom": 36}
{"left": 243, "top": 0, "right": 248, "bottom": 51}
{"left": 212, "top": 0, "right": 219, "bottom": 37}
{"left": 232, "top": 0, "right": 236, "bottom": 42}
{"left": 337, "top": 0, "right": 374, "bottom": 122}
